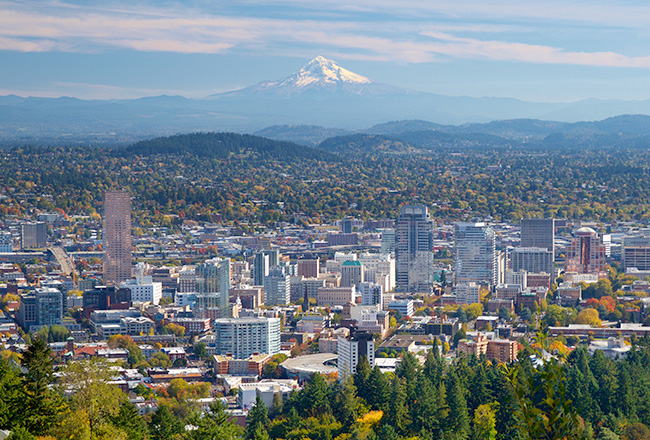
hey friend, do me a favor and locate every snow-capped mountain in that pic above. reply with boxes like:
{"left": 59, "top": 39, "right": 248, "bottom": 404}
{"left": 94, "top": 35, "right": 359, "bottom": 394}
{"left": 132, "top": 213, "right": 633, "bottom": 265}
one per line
{"left": 275, "top": 56, "right": 371, "bottom": 88}
{"left": 214, "top": 56, "right": 407, "bottom": 97}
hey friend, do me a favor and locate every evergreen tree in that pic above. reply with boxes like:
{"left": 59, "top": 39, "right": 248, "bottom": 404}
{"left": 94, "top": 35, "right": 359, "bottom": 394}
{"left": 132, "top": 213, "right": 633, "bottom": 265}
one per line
{"left": 396, "top": 352, "right": 419, "bottom": 403}
{"left": 354, "top": 356, "right": 372, "bottom": 403}
{"left": 445, "top": 371, "right": 470, "bottom": 439}
{"left": 304, "top": 373, "right": 331, "bottom": 416}
{"left": 111, "top": 401, "right": 149, "bottom": 440}
{"left": 331, "top": 377, "right": 360, "bottom": 429}
{"left": 12, "top": 337, "right": 67, "bottom": 436}
{"left": 467, "top": 364, "right": 491, "bottom": 413}
{"left": 590, "top": 350, "right": 619, "bottom": 416}
{"left": 387, "top": 377, "right": 408, "bottom": 435}
{"left": 149, "top": 405, "right": 182, "bottom": 440}
{"left": 377, "top": 424, "right": 399, "bottom": 440}
{"left": 0, "top": 356, "right": 19, "bottom": 430}
{"left": 246, "top": 396, "right": 269, "bottom": 440}
{"left": 411, "top": 375, "right": 443, "bottom": 434}
{"left": 366, "top": 366, "right": 390, "bottom": 412}
{"left": 184, "top": 400, "right": 243, "bottom": 440}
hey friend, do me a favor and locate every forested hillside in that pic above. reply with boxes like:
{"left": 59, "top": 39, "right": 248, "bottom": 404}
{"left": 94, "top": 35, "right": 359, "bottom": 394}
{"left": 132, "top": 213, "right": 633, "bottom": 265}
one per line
{"left": 2, "top": 136, "right": 650, "bottom": 227}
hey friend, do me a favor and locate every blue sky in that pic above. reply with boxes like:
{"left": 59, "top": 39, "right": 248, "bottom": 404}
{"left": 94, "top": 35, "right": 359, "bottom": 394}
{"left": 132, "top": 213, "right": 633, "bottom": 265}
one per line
{"left": 2, "top": 0, "right": 650, "bottom": 102}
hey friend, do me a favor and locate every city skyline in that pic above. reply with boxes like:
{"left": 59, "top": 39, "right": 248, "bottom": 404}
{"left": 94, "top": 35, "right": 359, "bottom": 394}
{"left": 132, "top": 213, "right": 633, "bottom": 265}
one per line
{"left": 2, "top": 0, "right": 650, "bottom": 102}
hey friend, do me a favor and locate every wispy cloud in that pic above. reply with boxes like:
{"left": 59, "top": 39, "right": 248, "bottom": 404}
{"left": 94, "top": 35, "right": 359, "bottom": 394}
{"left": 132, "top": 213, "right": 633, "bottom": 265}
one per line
{"left": 1, "top": 0, "right": 650, "bottom": 68}
{"left": 421, "top": 31, "right": 650, "bottom": 67}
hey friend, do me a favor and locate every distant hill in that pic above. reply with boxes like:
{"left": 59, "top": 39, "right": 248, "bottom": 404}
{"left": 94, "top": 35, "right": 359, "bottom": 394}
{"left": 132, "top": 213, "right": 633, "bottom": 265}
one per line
{"left": 391, "top": 130, "right": 515, "bottom": 150}
{"left": 118, "top": 132, "right": 333, "bottom": 161}
{"left": 362, "top": 120, "right": 445, "bottom": 135}
{"left": 253, "top": 125, "right": 352, "bottom": 146}
{"left": 317, "top": 134, "right": 415, "bottom": 154}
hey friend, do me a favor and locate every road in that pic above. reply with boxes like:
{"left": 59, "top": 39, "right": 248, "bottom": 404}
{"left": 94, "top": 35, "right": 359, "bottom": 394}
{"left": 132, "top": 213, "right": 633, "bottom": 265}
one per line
{"left": 48, "top": 246, "right": 77, "bottom": 277}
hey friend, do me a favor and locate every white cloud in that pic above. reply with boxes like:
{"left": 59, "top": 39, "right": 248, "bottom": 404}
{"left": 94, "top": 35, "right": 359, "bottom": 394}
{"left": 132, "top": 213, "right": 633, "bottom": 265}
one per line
{"left": 1, "top": 0, "right": 650, "bottom": 68}
{"left": 421, "top": 31, "right": 650, "bottom": 67}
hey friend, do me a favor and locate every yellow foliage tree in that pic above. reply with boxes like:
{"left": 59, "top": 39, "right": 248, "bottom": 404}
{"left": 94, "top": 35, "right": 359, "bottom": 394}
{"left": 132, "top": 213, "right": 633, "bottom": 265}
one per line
{"left": 575, "top": 308, "right": 602, "bottom": 326}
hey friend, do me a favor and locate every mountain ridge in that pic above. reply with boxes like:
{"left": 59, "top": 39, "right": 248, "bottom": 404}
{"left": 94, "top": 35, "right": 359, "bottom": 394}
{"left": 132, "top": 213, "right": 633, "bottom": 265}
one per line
{"left": 2, "top": 56, "right": 650, "bottom": 143}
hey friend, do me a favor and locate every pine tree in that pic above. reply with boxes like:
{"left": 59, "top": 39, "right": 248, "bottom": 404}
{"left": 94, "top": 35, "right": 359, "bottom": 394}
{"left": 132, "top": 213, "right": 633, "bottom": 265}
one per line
{"left": 467, "top": 364, "right": 491, "bottom": 413}
{"left": 304, "top": 373, "right": 331, "bottom": 416}
{"left": 354, "top": 356, "right": 372, "bottom": 403}
{"left": 149, "top": 405, "right": 182, "bottom": 440}
{"left": 387, "top": 377, "right": 408, "bottom": 435}
{"left": 367, "top": 366, "right": 390, "bottom": 412}
{"left": 185, "top": 400, "right": 243, "bottom": 440}
{"left": 332, "top": 377, "right": 360, "bottom": 429}
{"left": 246, "top": 396, "right": 269, "bottom": 440}
{"left": 111, "top": 401, "right": 149, "bottom": 440}
{"left": 445, "top": 371, "right": 470, "bottom": 439}
{"left": 377, "top": 424, "right": 399, "bottom": 440}
{"left": 0, "top": 356, "right": 19, "bottom": 430}
{"left": 13, "top": 337, "right": 67, "bottom": 436}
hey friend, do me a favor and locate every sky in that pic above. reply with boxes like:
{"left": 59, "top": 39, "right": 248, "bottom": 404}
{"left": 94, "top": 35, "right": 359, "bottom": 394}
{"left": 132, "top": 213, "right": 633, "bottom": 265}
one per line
{"left": 2, "top": 0, "right": 650, "bottom": 102}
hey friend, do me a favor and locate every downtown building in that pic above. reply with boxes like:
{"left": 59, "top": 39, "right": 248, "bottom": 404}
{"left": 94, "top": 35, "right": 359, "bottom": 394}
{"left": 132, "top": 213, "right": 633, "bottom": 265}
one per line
{"left": 395, "top": 205, "right": 434, "bottom": 292}
{"left": 195, "top": 257, "right": 231, "bottom": 320}
{"left": 214, "top": 317, "right": 281, "bottom": 359}
{"left": 622, "top": 235, "right": 650, "bottom": 271}
{"left": 520, "top": 218, "right": 555, "bottom": 254}
{"left": 454, "top": 222, "right": 497, "bottom": 287}
{"left": 103, "top": 191, "right": 132, "bottom": 285}
{"left": 338, "top": 332, "right": 375, "bottom": 379}
{"left": 564, "top": 227, "right": 607, "bottom": 279}
{"left": 510, "top": 247, "right": 554, "bottom": 276}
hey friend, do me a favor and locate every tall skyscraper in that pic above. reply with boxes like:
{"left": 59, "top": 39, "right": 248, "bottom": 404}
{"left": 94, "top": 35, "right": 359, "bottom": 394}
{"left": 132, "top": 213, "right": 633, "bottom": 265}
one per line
{"left": 395, "top": 205, "right": 434, "bottom": 292}
{"left": 103, "top": 191, "right": 132, "bottom": 285}
{"left": 521, "top": 219, "right": 555, "bottom": 254}
{"left": 565, "top": 227, "right": 607, "bottom": 278}
{"left": 454, "top": 222, "right": 497, "bottom": 286}
{"left": 195, "top": 257, "right": 231, "bottom": 319}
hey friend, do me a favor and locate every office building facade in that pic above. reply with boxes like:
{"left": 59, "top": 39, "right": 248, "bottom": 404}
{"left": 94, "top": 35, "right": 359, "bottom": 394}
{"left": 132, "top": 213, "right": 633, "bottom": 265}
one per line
{"left": 395, "top": 205, "right": 434, "bottom": 292}
{"left": 338, "top": 332, "right": 375, "bottom": 379}
{"left": 195, "top": 257, "right": 231, "bottom": 319}
{"left": 214, "top": 317, "right": 281, "bottom": 359}
{"left": 564, "top": 228, "right": 607, "bottom": 278}
{"left": 264, "top": 267, "right": 291, "bottom": 306}
{"left": 103, "top": 191, "right": 132, "bottom": 285}
{"left": 511, "top": 247, "right": 554, "bottom": 276}
{"left": 21, "top": 222, "right": 47, "bottom": 249}
{"left": 521, "top": 218, "right": 555, "bottom": 253}
{"left": 454, "top": 223, "right": 497, "bottom": 286}
{"left": 622, "top": 236, "right": 650, "bottom": 271}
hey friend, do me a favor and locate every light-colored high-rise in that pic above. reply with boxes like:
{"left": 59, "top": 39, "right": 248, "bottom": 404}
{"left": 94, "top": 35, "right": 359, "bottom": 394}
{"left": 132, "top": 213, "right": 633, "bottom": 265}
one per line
{"left": 454, "top": 222, "right": 497, "bottom": 287}
{"left": 195, "top": 257, "right": 231, "bottom": 319}
{"left": 214, "top": 317, "right": 281, "bottom": 359}
{"left": 337, "top": 333, "right": 375, "bottom": 379}
{"left": 264, "top": 267, "right": 290, "bottom": 306}
{"left": 103, "top": 191, "right": 132, "bottom": 285}
{"left": 622, "top": 235, "right": 650, "bottom": 270}
{"left": 395, "top": 205, "right": 434, "bottom": 292}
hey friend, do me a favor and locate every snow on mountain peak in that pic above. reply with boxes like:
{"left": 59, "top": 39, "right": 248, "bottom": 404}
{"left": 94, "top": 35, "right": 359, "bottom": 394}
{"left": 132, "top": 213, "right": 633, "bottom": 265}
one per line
{"left": 278, "top": 56, "right": 372, "bottom": 89}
